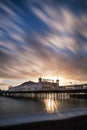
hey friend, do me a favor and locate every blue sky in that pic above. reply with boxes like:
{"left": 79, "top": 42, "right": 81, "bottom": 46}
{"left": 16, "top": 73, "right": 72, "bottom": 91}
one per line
{"left": 0, "top": 0, "right": 87, "bottom": 89}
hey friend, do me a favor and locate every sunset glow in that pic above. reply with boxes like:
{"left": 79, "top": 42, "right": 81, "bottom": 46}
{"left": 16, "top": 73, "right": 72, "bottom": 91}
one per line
{"left": 0, "top": 0, "right": 87, "bottom": 90}
{"left": 43, "top": 97, "right": 60, "bottom": 113}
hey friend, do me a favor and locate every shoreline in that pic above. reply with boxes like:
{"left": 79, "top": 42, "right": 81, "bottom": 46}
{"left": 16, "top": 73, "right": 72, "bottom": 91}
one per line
{"left": 1, "top": 114, "right": 87, "bottom": 130}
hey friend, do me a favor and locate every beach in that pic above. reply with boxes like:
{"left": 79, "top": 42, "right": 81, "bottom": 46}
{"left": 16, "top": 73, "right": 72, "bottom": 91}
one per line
{"left": 1, "top": 115, "right": 87, "bottom": 130}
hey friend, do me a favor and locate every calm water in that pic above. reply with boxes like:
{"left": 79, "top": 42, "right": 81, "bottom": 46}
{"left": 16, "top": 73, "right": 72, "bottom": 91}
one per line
{"left": 0, "top": 96, "right": 87, "bottom": 126}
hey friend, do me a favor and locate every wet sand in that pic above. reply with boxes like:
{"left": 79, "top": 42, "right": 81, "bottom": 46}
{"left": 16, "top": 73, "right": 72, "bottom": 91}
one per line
{"left": 0, "top": 115, "right": 87, "bottom": 130}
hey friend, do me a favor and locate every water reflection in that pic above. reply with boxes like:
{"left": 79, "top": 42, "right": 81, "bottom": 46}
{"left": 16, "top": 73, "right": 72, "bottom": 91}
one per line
{"left": 43, "top": 98, "right": 61, "bottom": 113}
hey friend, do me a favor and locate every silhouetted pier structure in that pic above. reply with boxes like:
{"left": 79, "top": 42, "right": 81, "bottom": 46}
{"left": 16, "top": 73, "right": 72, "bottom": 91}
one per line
{"left": 1, "top": 88, "right": 87, "bottom": 101}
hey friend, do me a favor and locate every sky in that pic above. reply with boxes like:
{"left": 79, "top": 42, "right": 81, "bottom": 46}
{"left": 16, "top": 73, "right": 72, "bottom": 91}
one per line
{"left": 0, "top": 0, "right": 87, "bottom": 90}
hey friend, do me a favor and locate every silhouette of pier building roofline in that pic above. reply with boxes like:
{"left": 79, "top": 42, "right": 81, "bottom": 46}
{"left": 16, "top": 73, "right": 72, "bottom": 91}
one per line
{"left": 8, "top": 77, "right": 59, "bottom": 92}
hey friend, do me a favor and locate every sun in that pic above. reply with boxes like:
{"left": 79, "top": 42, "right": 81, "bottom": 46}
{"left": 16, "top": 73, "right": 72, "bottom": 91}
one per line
{"left": 40, "top": 72, "right": 67, "bottom": 85}
{"left": 44, "top": 75, "right": 64, "bottom": 82}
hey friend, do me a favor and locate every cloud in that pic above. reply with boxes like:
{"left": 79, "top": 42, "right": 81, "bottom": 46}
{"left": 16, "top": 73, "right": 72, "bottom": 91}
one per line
{"left": 0, "top": 0, "right": 87, "bottom": 87}
{"left": 30, "top": 3, "right": 87, "bottom": 80}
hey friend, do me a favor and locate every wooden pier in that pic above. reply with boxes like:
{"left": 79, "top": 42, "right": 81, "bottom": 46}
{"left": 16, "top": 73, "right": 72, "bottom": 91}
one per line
{"left": 1, "top": 89, "right": 87, "bottom": 101}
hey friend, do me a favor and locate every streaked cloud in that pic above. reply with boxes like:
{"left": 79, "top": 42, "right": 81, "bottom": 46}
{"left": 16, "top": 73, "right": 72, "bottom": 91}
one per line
{"left": 0, "top": 0, "right": 87, "bottom": 89}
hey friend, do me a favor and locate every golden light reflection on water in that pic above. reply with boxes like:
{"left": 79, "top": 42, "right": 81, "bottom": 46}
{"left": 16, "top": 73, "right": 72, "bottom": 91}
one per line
{"left": 43, "top": 98, "right": 61, "bottom": 113}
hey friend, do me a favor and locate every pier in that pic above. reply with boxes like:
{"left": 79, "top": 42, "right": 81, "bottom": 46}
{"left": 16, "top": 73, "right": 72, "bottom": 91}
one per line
{"left": 1, "top": 88, "right": 87, "bottom": 101}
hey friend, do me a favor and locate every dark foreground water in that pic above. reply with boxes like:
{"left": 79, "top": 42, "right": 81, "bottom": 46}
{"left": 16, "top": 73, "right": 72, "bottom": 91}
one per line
{"left": 0, "top": 96, "right": 87, "bottom": 126}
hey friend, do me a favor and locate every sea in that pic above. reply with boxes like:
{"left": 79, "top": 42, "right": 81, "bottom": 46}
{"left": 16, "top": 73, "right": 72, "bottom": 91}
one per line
{"left": 0, "top": 95, "right": 87, "bottom": 126}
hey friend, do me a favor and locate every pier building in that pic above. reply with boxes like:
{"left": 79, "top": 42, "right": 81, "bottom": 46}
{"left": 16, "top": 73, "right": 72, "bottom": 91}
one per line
{"left": 8, "top": 78, "right": 59, "bottom": 91}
